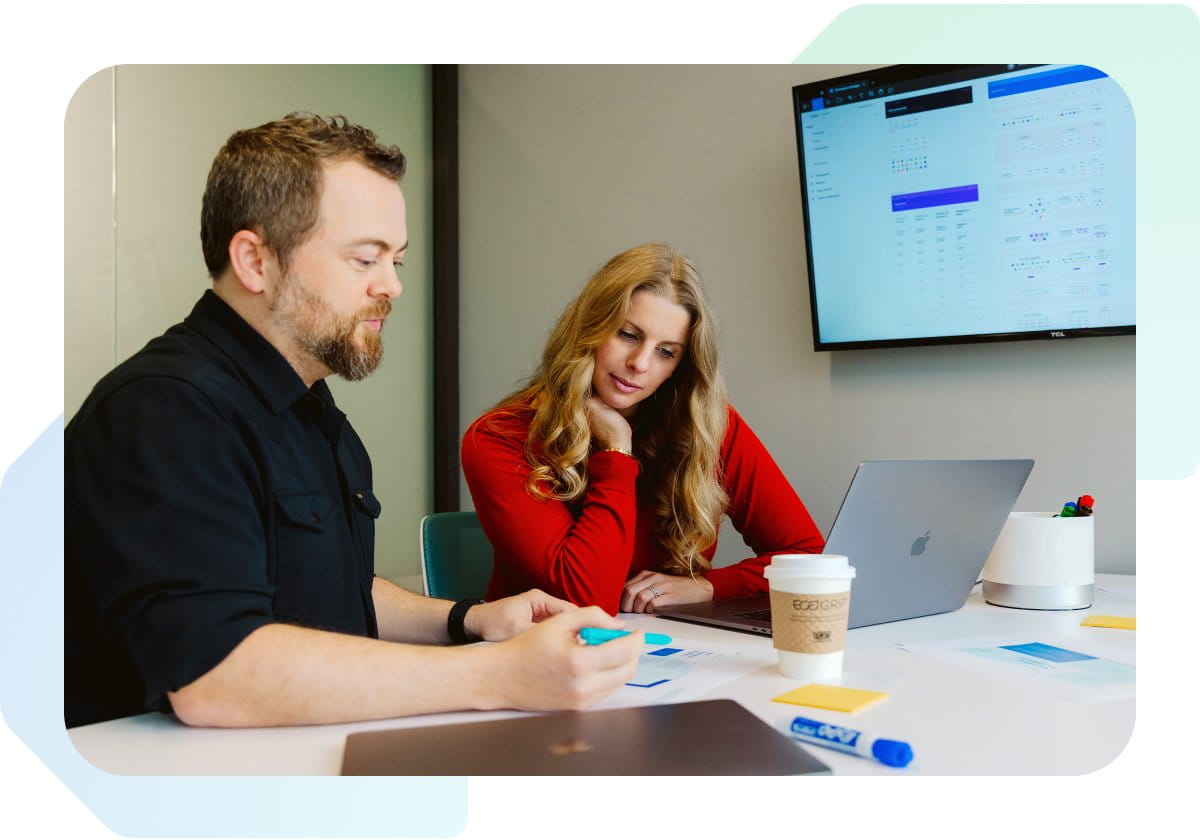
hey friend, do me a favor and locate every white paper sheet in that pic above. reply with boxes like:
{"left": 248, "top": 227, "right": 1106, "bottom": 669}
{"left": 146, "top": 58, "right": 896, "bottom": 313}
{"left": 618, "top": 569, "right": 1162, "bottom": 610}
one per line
{"left": 591, "top": 637, "right": 765, "bottom": 709}
{"left": 898, "top": 635, "right": 1135, "bottom": 703}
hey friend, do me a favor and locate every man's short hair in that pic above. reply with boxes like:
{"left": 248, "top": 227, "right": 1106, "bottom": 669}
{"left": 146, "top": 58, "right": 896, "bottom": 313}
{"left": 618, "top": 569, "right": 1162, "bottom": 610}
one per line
{"left": 200, "top": 112, "right": 407, "bottom": 279}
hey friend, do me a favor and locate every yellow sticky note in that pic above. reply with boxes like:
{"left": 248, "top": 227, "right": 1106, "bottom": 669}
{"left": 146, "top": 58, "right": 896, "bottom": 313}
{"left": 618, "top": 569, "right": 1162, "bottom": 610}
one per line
{"left": 772, "top": 683, "right": 888, "bottom": 714}
{"left": 1081, "top": 615, "right": 1136, "bottom": 630}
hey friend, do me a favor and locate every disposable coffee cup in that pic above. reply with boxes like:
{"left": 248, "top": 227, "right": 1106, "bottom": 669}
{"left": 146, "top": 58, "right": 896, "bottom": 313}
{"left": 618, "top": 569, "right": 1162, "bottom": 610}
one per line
{"left": 763, "top": 554, "right": 856, "bottom": 680}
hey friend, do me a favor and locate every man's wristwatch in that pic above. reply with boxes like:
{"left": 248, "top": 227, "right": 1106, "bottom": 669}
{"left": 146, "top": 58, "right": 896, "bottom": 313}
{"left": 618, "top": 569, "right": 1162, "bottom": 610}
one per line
{"left": 447, "top": 599, "right": 485, "bottom": 645}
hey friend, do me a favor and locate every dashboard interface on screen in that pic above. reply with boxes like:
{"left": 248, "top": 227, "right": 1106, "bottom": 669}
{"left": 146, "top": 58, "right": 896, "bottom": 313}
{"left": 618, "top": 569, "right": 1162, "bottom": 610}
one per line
{"left": 792, "top": 65, "right": 1135, "bottom": 350}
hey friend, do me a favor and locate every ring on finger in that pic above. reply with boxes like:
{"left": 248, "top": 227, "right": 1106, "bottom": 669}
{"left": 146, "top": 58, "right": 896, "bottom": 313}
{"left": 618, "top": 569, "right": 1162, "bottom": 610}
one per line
{"left": 647, "top": 586, "right": 660, "bottom": 599}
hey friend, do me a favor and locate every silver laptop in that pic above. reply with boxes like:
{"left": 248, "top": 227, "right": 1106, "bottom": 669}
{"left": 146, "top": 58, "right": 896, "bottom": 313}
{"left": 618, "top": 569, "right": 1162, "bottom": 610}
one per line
{"left": 656, "top": 459, "right": 1034, "bottom": 633}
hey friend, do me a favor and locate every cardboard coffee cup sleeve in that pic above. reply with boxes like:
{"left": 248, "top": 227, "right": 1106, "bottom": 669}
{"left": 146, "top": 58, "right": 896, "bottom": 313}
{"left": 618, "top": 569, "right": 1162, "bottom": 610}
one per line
{"left": 769, "top": 589, "right": 852, "bottom": 654}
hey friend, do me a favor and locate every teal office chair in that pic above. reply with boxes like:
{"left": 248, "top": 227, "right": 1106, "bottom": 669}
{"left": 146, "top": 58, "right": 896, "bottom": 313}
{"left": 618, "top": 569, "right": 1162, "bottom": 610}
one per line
{"left": 419, "top": 511, "right": 495, "bottom": 600}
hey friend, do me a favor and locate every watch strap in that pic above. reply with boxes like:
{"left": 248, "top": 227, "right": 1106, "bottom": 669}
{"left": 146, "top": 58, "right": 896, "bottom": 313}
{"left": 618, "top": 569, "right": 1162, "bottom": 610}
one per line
{"left": 447, "top": 599, "right": 485, "bottom": 645}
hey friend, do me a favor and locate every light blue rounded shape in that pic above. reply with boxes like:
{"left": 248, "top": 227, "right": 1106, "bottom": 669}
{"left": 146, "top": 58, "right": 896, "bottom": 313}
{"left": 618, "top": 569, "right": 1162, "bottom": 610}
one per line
{"left": 0, "top": 418, "right": 466, "bottom": 837}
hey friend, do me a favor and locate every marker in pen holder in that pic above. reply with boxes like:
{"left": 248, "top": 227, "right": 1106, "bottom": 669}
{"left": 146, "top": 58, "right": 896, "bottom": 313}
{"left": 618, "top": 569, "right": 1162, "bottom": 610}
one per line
{"left": 982, "top": 512, "right": 1094, "bottom": 610}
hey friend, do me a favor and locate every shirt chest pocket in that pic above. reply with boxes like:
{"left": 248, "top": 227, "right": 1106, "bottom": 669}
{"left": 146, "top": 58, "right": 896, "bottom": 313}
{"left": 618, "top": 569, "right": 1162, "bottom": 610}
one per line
{"left": 270, "top": 489, "right": 359, "bottom": 627}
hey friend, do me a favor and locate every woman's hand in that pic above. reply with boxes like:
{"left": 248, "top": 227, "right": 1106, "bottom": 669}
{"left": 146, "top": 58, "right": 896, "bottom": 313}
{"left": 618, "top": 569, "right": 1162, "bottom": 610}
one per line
{"left": 620, "top": 569, "right": 714, "bottom": 614}
{"left": 586, "top": 396, "right": 633, "bottom": 452}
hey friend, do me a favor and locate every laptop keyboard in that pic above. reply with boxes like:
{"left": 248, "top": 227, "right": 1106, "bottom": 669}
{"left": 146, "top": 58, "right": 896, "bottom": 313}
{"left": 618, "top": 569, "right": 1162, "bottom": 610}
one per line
{"left": 731, "top": 608, "right": 772, "bottom": 621}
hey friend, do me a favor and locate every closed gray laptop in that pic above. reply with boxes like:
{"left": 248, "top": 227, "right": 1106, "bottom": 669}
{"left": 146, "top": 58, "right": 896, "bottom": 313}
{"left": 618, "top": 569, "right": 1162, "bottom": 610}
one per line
{"left": 657, "top": 459, "right": 1034, "bottom": 633}
{"left": 341, "top": 699, "right": 830, "bottom": 775}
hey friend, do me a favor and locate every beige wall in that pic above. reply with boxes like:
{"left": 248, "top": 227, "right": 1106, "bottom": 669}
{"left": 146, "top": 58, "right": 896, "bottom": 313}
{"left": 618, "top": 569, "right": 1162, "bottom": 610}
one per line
{"left": 64, "top": 65, "right": 432, "bottom": 584}
{"left": 458, "top": 65, "right": 1135, "bottom": 574}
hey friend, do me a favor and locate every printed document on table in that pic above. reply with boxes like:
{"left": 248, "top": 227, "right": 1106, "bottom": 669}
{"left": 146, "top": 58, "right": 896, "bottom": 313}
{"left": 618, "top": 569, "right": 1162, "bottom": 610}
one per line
{"left": 592, "top": 637, "right": 764, "bottom": 709}
{"left": 898, "top": 635, "right": 1134, "bottom": 703}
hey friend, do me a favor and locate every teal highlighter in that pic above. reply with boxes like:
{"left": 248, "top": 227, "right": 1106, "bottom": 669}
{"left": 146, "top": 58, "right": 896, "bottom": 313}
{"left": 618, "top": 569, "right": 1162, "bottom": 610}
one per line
{"left": 579, "top": 627, "right": 672, "bottom": 646}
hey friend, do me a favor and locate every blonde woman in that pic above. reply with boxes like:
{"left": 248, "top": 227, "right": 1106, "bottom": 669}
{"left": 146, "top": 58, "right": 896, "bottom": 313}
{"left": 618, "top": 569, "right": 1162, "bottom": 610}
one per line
{"left": 462, "top": 244, "right": 824, "bottom": 615}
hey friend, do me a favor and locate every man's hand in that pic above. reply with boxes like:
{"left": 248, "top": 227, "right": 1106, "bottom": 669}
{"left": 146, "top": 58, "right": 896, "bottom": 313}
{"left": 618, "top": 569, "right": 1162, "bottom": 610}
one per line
{"left": 620, "top": 569, "right": 714, "bottom": 614}
{"left": 464, "top": 588, "right": 576, "bottom": 642}
{"left": 166, "top": 607, "right": 642, "bottom": 726}
{"left": 478, "top": 606, "right": 642, "bottom": 711}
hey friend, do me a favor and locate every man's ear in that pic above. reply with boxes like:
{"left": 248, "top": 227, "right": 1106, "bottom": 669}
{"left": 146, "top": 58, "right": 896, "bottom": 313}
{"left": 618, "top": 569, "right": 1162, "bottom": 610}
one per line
{"left": 226, "top": 229, "right": 275, "bottom": 294}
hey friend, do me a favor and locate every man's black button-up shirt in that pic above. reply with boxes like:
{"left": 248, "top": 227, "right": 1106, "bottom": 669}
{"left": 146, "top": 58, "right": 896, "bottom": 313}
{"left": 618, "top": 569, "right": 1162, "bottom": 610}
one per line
{"left": 65, "top": 291, "right": 381, "bottom": 727}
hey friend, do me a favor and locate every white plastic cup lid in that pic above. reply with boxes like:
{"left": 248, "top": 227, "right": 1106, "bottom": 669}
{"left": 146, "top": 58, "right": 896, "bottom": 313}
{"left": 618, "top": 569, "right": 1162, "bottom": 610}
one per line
{"left": 764, "top": 553, "right": 856, "bottom": 580}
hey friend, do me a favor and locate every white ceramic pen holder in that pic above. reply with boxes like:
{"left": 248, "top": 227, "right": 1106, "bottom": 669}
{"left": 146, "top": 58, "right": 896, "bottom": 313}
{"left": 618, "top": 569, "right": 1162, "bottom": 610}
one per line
{"left": 982, "top": 512, "right": 1094, "bottom": 610}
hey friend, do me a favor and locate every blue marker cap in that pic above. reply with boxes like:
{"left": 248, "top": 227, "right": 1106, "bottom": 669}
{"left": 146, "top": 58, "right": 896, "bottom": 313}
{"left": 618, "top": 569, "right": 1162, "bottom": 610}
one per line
{"left": 872, "top": 738, "right": 914, "bottom": 768}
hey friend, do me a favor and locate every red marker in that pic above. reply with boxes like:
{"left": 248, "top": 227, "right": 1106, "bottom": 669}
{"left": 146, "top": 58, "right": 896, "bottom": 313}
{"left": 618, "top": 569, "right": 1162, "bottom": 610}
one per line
{"left": 1076, "top": 494, "right": 1095, "bottom": 516}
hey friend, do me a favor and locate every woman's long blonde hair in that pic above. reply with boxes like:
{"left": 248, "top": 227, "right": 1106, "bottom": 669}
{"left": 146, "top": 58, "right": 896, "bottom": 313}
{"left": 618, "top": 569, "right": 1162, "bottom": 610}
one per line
{"left": 496, "top": 243, "right": 729, "bottom": 576}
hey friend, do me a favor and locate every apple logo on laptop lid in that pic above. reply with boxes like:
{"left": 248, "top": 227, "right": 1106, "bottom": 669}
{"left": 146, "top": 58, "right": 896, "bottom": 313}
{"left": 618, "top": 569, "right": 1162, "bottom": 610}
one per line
{"left": 910, "top": 530, "right": 932, "bottom": 556}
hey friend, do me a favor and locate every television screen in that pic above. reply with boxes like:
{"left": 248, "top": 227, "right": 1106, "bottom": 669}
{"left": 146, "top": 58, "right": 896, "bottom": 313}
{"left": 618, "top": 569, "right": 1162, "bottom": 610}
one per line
{"left": 791, "top": 65, "right": 1135, "bottom": 351}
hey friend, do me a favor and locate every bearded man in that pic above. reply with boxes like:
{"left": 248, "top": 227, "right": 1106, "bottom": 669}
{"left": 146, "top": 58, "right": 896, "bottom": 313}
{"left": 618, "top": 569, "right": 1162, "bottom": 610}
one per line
{"left": 64, "top": 113, "right": 639, "bottom": 729}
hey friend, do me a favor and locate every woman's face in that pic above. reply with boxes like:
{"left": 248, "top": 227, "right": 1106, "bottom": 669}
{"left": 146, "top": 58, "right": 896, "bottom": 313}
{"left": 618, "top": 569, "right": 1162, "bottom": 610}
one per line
{"left": 591, "top": 290, "right": 691, "bottom": 418}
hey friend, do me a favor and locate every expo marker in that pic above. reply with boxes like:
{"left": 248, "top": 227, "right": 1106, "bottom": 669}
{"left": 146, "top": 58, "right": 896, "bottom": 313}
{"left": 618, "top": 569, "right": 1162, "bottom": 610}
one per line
{"left": 779, "top": 715, "right": 914, "bottom": 768}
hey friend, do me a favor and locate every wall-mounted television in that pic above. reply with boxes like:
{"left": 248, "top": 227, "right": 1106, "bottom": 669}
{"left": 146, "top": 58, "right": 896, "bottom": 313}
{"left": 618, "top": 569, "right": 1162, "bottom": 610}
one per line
{"left": 791, "top": 65, "right": 1135, "bottom": 351}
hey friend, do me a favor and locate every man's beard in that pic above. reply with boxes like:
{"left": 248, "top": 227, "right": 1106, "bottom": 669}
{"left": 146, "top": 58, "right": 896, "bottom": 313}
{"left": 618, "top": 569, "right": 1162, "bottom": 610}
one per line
{"left": 270, "top": 272, "right": 391, "bottom": 381}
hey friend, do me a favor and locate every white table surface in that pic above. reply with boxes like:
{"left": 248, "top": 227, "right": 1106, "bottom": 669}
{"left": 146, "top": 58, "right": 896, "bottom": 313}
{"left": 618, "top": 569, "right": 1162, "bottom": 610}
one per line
{"left": 69, "top": 574, "right": 1135, "bottom": 776}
